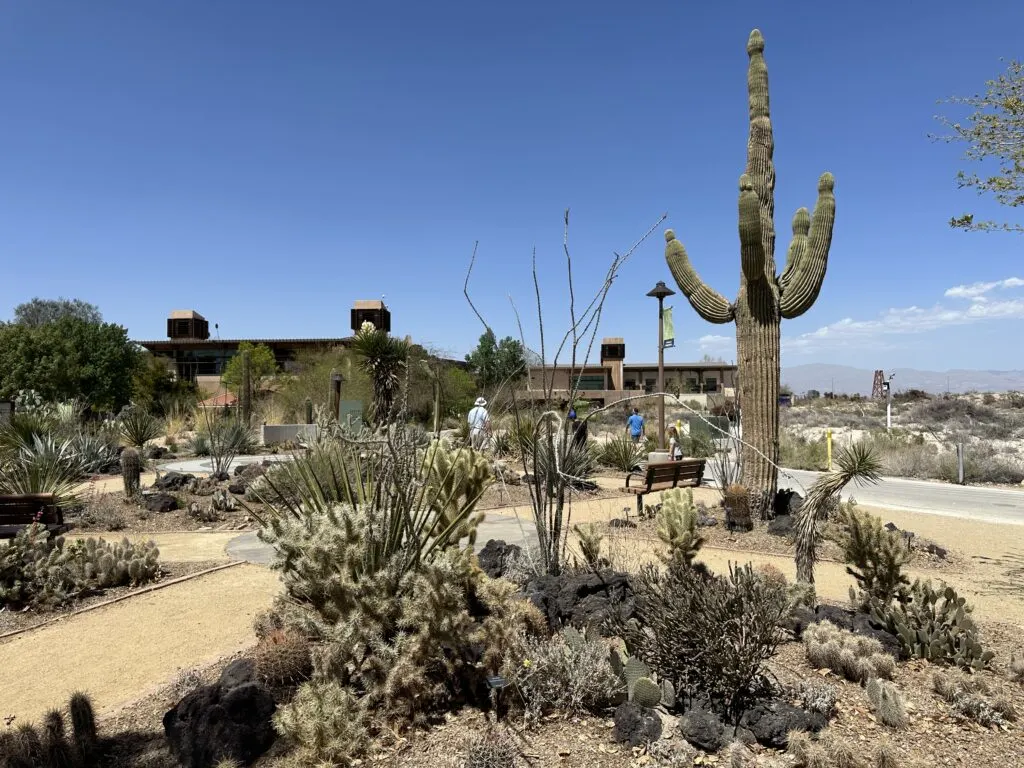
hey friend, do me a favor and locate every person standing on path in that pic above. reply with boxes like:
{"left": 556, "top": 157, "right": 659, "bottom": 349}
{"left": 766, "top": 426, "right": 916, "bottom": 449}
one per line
{"left": 468, "top": 397, "right": 491, "bottom": 450}
{"left": 626, "top": 407, "right": 645, "bottom": 444}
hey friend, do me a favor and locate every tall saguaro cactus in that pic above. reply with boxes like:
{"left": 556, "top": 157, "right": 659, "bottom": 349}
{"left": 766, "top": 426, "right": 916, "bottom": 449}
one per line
{"left": 665, "top": 29, "right": 836, "bottom": 518}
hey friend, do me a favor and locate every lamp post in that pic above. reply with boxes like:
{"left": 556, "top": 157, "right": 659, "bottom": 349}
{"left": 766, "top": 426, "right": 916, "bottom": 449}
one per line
{"left": 884, "top": 373, "right": 895, "bottom": 434}
{"left": 646, "top": 280, "right": 676, "bottom": 451}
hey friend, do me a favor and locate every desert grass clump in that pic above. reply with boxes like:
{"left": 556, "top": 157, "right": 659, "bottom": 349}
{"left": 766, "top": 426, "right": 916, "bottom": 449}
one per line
{"left": 866, "top": 678, "right": 908, "bottom": 728}
{"left": 803, "top": 620, "right": 893, "bottom": 683}
{"left": 462, "top": 726, "right": 521, "bottom": 768}
{"left": 254, "top": 628, "right": 313, "bottom": 686}
{"left": 727, "top": 739, "right": 754, "bottom": 768}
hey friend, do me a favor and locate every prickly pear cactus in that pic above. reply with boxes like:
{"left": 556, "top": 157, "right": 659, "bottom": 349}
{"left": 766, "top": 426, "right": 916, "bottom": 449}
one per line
{"left": 871, "top": 580, "right": 994, "bottom": 670}
{"left": 664, "top": 29, "right": 836, "bottom": 519}
{"left": 631, "top": 677, "right": 663, "bottom": 709}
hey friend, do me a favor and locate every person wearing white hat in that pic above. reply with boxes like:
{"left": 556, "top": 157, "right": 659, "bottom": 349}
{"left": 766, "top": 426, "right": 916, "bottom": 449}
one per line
{"left": 467, "top": 397, "right": 491, "bottom": 450}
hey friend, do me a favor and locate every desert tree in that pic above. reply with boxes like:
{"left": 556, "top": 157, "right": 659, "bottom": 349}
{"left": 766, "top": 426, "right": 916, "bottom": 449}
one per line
{"left": 12, "top": 297, "right": 102, "bottom": 327}
{"left": 933, "top": 58, "right": 1024, "bottom": 233}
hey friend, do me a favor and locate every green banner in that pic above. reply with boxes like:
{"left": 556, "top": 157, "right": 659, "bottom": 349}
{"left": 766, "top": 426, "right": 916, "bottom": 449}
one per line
{"left": 663, "top": 306, "right": 675, "bottom": 348}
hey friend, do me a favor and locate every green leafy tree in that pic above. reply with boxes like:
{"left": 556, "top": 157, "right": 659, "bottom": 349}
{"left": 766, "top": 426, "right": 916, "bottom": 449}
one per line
{"left": 131, "top": 353, "right": 196, "bottom": 415}
{"left": 0, "top": 317, "right": 141, "bottom": 412}
{"left": 12, "top": 297, "right": 102, "bottom": 327}
{"left": 221, "top": 342, "right": 277, "bottom": 396}
{"left": 465, "top": 330, "right": 527, "bottom": 392}
{"left": 934, "top": 58, "right": 1024, "bottom": 232}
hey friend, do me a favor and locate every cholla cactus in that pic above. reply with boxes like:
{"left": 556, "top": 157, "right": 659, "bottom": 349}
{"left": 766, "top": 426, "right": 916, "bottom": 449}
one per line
{"left": 656, "top": 488, "right": 704, "bottom": 567}
{"left": 423, "top": 440, "right": 492, "bottom": 546}
{"left": 866, "top": 678, "right": 908, "bottom": 728}
{"left": 121, "top": 447, "right": 141, "bottom": 498}
{"left": 665, "top": 30, "right": 836, "bottom": 519}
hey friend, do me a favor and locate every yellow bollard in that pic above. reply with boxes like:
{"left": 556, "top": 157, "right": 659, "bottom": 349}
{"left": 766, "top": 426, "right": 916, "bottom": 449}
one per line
{"left": 826, "top": 428, "right": 833, "bottom": 470}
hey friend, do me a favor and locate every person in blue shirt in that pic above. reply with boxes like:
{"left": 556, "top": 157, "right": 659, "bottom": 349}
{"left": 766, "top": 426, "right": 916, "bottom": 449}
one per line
{"left": 626, "top": 407, "right": 645, "bottom": 444}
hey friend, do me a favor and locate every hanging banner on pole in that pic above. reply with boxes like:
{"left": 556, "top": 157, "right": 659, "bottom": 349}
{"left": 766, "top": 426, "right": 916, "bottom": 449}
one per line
{"left": 662, "top": 306, "right": 675, "bottom": 348}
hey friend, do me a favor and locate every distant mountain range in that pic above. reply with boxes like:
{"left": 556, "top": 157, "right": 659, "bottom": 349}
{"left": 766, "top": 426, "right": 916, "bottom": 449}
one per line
{"left": 781, "top": 364, "right": 1024, "bottom": 396}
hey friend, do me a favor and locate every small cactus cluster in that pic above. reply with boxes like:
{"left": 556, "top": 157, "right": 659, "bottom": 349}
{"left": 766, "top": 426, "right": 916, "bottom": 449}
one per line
{"left": 120, "top": 447, "right": 141, "bottom": 498}
{"left": 608, "top": 642, "right": 672, "bottom": 709}
{"left": 787, "top": 729, "right": 862, "bottom": 768}
{"left": 254, "top": 628, "right": 313, "bottom": 686}
{"left": 0, "top": 523, "right": 160, "bottom": 608}
{"left": 655, "top": 488, "right": 705, "bottom": 567}
{"left": 933, "top": 670, "right": 1017, "bottom": 727}
{"left": 0, "top": 691, "right": 99, "bottom": 767}
{"left": 866, "top": 678, "right": 908, "bottom": 729}
{"left": 870, "top": 580, "right": 994, "bottom": 670}
{"left": 722, "top": 483, "right": 753, "bottom": 532}
{"left": 211, "top": 489, "right": 239, "bottom": 512}
{"left": 796, "top": 680, "right": 839, "bottom": 718}
{"left": 803, "top": 620, "right": 896, "bottom": 683}
{"left": 462, "top": 726, "right": 521, "bottom": 768}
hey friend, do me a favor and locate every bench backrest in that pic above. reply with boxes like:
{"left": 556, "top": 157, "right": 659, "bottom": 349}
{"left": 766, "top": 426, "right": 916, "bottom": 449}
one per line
{"left": 643, "top": 460, "right": 705, "bottom": 491}
{"left": 0, "top": 494, "right": 62, "bottom": 526}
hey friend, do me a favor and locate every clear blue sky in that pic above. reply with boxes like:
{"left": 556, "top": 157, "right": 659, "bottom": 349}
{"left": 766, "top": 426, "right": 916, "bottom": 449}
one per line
{"left": 1, "top": 1, "right": 1021, "bottom": 371}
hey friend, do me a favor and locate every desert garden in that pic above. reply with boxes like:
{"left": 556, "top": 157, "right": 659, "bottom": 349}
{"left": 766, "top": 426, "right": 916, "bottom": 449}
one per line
{"left": 3, "top": 24, "right": 1024, "bottom": 768}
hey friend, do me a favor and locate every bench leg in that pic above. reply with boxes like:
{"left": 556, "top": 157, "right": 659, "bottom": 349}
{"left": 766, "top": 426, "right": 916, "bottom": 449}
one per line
{"left": 636, "top": 494, "right": 644, "bottom": 519}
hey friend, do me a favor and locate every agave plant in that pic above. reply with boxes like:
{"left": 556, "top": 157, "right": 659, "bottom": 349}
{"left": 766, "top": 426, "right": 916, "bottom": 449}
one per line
{"left": 118, "top": 405, "right": 163, "bottom": 448}
{"left": 0, "top": 434, "right": 86, "bottom": 503}
{"left": 0, "top": 411, "right": 56, "bottom": 459}
{"left": 350, "top": 322, "right": 410, "bottom": 425}
{"left": 72, "top": 430, "right": 121, "bottom": 475}
{"left": 599, "top": 434, "right": 649, "bottom": 473}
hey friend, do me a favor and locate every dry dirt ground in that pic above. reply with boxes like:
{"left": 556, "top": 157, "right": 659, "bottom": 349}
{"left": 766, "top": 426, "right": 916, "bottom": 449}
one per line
{"left": 0, "top": 564, "right": 280, "bottom": 726}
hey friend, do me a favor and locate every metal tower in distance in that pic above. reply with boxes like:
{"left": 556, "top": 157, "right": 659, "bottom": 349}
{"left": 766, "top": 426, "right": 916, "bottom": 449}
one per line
{"left": 871, "top": 369, "right": 885, "bottom": 399}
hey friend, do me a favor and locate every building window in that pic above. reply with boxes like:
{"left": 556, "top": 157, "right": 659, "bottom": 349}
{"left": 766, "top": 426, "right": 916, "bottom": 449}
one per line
{"left": 644, "top": 379, "right": 656, "bottom": 393}
{"left": 685, "top": 377, "right": 699, "bottom": 393}
{"left": 577, "top": 374, "right": 607, "bottom": 391}
{"left": 704, "top": 377, "right": 718, "bottom": 392}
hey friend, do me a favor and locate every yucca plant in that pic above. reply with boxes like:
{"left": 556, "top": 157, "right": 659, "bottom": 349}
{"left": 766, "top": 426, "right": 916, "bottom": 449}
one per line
{"left": 795, "top": 443, "right": 882, "bottom": 585}
{"left": 350, "top": 322, "right": 410, "bottom": 425}
{"left": 197, "top": 411, "right": 255, "bottom": 476}
{"left": 0, "top": 434, "right": 86, "bottom": 504}
{"left": 72, "top": 430, "right": 121, "bottom": 475}
{"left": 118, "top": 405, "right": 163, "bottom": 448}
{"left": 0, "top": 411, "right": 56, "bottom": 459}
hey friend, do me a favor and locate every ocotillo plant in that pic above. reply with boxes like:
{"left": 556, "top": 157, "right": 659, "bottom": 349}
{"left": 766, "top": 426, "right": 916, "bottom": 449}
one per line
{"left": 239, "top": 349, "right": 252, "bottom": 425}
{"left": 664, "top": 29, "right": 836, "bottom": 518}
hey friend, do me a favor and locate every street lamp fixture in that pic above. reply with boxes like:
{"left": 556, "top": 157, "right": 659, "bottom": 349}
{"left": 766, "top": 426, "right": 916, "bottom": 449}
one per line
{"left": 646, "top": 280, "right": 676, "bottom": 451}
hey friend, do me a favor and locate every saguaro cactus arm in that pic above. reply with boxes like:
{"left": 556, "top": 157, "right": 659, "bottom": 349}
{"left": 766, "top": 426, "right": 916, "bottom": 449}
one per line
{"left": 738, "top": 175, "right": 766, "bottom": 282}
{"left": 779, "top": 172, "right": 836, "bottom": 318}
{"left": 665, "top": 230, "right": 735, "bottom": 324}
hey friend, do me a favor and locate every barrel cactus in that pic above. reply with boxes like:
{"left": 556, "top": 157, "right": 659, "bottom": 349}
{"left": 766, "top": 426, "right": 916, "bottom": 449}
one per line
{"left": 121, "top": 447, "right": 141, "bottom": 498}
{"left": 664, "top": 29, "right": 836, "bottom": 519}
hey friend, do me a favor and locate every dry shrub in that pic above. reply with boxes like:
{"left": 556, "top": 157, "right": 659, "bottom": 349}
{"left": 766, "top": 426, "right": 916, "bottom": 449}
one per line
{"left": 873, "top": 738, "right": 899, "bottom": 768}
{"left": 754, "top": 562, "right": 788, "bottom": 587}
{"left": 818, "top": 729, "right": 857, "bottom": 768}
{"left": 786, "top": 730, "right": 827, "bottom": 768}
{"left": 500, "top": 628, "right": 623, "bottom": 722}
{"left": 254, "top": 629, "right": 313, "bottom": 686}
{"left": 253, "top": 608, "right": 285, "bottom": 640}
{"left": 168, "top": 668, "right": 203, "bottom": 699}
{"left": 77, "top": 492, "right": 129, "bottom": 531}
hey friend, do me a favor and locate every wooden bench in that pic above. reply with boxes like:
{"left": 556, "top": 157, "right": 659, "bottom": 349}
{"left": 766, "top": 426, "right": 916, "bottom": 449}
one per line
{"left": 0, "top": 494, "right": 66, "bottom": 539}
{"left": 621, "top": 459, "right": 706, "bottom": 519}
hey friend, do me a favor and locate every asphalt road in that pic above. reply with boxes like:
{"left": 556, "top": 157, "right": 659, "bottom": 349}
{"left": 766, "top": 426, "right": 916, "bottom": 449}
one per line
{"left": 778, "top": 468, "right": 1024, "bottom": 525}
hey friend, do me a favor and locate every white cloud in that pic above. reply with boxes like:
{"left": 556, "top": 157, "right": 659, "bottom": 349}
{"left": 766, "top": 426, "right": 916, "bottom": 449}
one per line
{"left": 785, "top": 276, "right": 1024, "bottom": 354}
{"left": 944, "top": 277, "right": 1024, "bottom": 301}
{"left": 697, "top": 334, "right": 733, "bottom": 351}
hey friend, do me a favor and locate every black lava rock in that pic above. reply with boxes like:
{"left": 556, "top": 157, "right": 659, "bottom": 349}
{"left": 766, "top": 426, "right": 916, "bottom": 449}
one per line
{"left": 142, "top": 492, "right": 178, "bottom": 513}
{"left": 678, "top": 705, "right": 725, "bottom": 752}
{"left": 163, "top": 659, "right": 276, "bottom": 768}
{"left": 524, "top": 568, "right": 634, "bottom": 631}
{"left": 613, "top": 702, "right": 663, "bottom": 747}
{"left": 154, "top": 472, "right": 195, "bottom": 491}
{"left": 739, "top": 699, "right": 826, "bottom": 749}
{"left": 766, "top": 514, "right": 795, "bottom": 537}
{"left": 924, "top": 542, "right": 948, "bottom": 560}
{"left": 773, "top": 488, "right": 804, "bottom": 518}
{"left": 144, "top": 445, "right": 169, "bottom": 460}
{"left": 476, "top": 539, "right": 522, "bottom": 580}
{"left": 227, "top": 482, "right": 247, "bottom": 495}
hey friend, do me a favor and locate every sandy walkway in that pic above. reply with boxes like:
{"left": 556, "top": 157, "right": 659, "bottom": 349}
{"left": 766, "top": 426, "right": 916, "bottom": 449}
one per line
{"left": 76, "top": 473, "right": 158, "bottom": 496}
{"left": 0, "top": 564, "right": 281, "bottom": 725}
{"left": 66, "top": 531, "right": 239, "bottom": 563}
